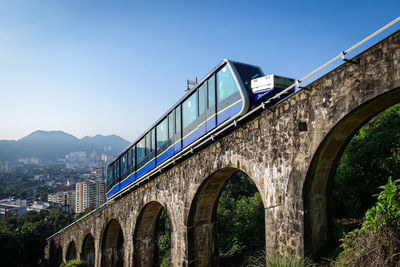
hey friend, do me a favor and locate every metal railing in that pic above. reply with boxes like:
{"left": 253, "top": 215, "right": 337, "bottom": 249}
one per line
{"left": 47, "top": 16, "right": 400, "bottom": 241}
{"left": 263, "top": 16, "right": 400, "bottom": 107}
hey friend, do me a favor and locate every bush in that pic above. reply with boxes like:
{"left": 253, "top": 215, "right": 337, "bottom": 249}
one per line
{"left": 333, "top": 103, "right": 400, "bottom": 219}
{"left": 244, "top": 250, "right": 314, "bottom": 267}
{"left": 336, "top": 177, "right": 400, "bottom": 266}
{"left": 60, "top": 259, "right": 88, "bottom": 267}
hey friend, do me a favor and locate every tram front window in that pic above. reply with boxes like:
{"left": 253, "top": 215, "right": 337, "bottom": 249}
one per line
{"left": 232, "top": 62, "right": 263, "bottom": 91}
{"left": 217, "top": 65, "right": 239, "bottom": 102}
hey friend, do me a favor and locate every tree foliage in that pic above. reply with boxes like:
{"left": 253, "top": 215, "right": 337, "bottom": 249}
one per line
{"left": 336, "top": 177, "right": 400, "bottom": 266}
{"left": 0, "top": 165, "right": 81, "bottom": 199}
{"left": 334, "top": 103, "right": 400, "bottom": 218}
{"left": 73, "top": 205, "right": 95, "bottom": 221}
{"left": 156, "top": 171, "right": 265, "bottom": 266}
{"left": 158, "top": 209, "right": 171, "bottom": 267}
{"left": 60, "top": 259, "right": 88, "bottom": 267}
{"left": 217, "top": 172, "right": 265, "bottom": 260}
{"left": 0, "top": 208, "right": 72, "bottom": 267}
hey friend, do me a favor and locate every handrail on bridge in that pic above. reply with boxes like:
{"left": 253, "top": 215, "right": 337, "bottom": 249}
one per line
{"left": 263, "top": 16, "right": 400, "bottom": 108}
{"left": 46, "top": 16, "right": 400, "bottom": 241}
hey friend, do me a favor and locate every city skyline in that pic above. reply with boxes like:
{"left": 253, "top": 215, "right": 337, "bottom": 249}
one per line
{"left": 0, "top": 0, "right": 399, "bottom": 142}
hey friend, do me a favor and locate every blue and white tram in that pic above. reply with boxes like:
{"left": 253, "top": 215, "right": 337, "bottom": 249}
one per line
{"left": 106, "top": 59, "right": 294, "bottom": 199}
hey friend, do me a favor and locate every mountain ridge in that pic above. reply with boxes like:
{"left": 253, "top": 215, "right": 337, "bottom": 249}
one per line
{"left": 0, "top": 130, "right": 130, "bottom": 162}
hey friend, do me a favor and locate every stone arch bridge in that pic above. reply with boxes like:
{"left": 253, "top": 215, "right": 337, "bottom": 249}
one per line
{"left": 46, "top": 31, "right": 400, "bottom": 266}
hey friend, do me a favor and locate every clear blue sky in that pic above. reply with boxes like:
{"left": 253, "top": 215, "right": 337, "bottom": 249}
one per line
{"left": 0, "top": 0, "right": 399, "bottom": 142}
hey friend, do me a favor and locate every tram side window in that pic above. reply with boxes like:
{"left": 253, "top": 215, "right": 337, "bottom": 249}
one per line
{"left": 182, "top": 93, "right": 197, "bottom": 128}
{"left": 137, "top": 138, "right": 146, "bottom": 163}
{"left": 107, "top": 164, "right": 113, "bottom": 190}
{"left": 113, "top": 163, "right": 117, "bottom": 183}
{"left": 168, "top": 111, "right": 174, "bottom": 138}
{"left": 217, "top": 65, "right": 239, "bottom": 102}
{"left": 145, "top": 131, "right": 155, "bottom": 156}
{"left": 157, "top": 118, "right": 168, "bottom": 153}
{"left": 175, "top": 106, "right": 181, "bottom": 134}
{"left": 131, "top": 147, "right": 136, "bottom": 170}
{"left": 146, "top": 132, "right": 151, "bottom": 156}
{"left": 198, "top": 84, "right": 205, "bottom": 116}
{"left": 145, "top": 133, "right": 150, "bottom": 156}
{"left": 127, "top": 149, "right": 132, "bottom": 171}
{"left": 151, "top": 129, "right": 155, "bottom": 153}
{"left": 207, "top": 75, "right": 216, "bottom": 108}
{"left": 121, "top": 153, "right": 127, "bottom": 175}
{"left": 115, "top": 160, "right": 120, "bottom": 182}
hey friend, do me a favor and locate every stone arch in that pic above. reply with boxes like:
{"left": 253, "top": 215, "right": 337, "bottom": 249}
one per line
{"left": 81, "top": 233, "right": 95, "bottom": 267}
{"left": 133, "top": 201, "right": 173, "bottom": 267}
{"left": 303, "top": 86, "right": 400, "bottom": 254}
{"left": 66, "top": 240, "right": 77, "bottom": 261}
{"left": 101, "top": 219, "right": 124, "bottom": 267}
{"left": 187, "top": 166, "right": 264, "bottom": 266}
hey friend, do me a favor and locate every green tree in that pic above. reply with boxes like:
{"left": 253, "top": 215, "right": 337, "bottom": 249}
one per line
{"left": 217, "top": 171, "right": 265, "bottom": 262}
{"left": 73, "top": 205, "right": 95, "bottom": 221}
{"left": 336, "top": 177, "right": 400, "bottom": 266}
{"left": 334, "top": 103, "right": 400, "bottom": 218}
{"left": 158, "top": 209, "right": 171, "bottom": 267}
{"left": 0, "top": 208, "right": 72, "bottom": 267}
{"left": 60, "top": 259, "right": 88, "bottom": 267}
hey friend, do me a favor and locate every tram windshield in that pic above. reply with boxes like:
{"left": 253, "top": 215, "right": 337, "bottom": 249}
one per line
{"left": 217, "top": 65, "right": 239, "bottom": 102}
{"left": 232, "top": 62, "right": 263, "bottom": 91}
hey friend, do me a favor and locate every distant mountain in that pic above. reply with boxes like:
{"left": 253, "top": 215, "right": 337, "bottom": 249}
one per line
{"left": 0, "top": 130, "right": 130, "bottom": 162}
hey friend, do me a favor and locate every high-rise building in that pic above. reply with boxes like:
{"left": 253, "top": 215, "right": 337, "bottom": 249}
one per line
{"left": 75, "top": 180, "right": 106, "bottom": 213}
{"left": 75, "top": 182, "right": 86, "bottom": 213}
{"left": 95, "top": 180, "right": 106, "bottom": 208}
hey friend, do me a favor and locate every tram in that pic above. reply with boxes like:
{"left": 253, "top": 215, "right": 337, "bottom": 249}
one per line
{"left": 106, "top": 59, "right": 294, "bottom": 199}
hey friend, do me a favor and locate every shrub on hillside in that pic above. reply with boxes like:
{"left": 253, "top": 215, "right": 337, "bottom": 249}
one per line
{"left": 336, "top": 177, "right": 400, "bottom": 266}
{"left": 60, "top": 259, "right": 88, "bottom": 267}
{"left": 244, "top": 250, "right": 314, "bottom": 267}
